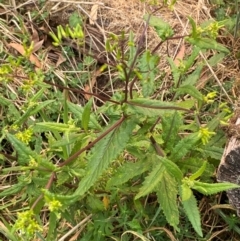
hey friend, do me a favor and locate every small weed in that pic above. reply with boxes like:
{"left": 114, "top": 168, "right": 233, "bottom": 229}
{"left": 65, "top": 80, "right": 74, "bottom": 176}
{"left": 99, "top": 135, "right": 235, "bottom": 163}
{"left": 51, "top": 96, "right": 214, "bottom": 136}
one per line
{"left": 0, "top": 1, "right": 239, "bottom": 241}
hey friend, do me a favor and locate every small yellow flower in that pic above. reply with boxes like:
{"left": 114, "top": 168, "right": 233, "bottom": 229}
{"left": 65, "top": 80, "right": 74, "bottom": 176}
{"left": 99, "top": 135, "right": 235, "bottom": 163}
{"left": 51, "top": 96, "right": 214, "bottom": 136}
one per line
{"left": 29, "top": 157, "right": 38, "bottom": 168}
{"left": 198, "top": 127, "right": 215, "bottom": 145}
{"left": 48, "top": 199, "right": 62, "bottom": 212}
{"left": 14, "top": 210, "right": 42, "bottom": 238}
{"left": 15, "top": 129, "right": 33, "bottom": 144}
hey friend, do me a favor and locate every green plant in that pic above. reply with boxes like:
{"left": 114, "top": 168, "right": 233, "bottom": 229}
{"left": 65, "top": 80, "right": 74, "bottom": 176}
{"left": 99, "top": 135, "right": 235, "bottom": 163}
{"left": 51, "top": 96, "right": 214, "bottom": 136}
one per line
{"left": 0, "top": 9, "right": 237, "bottom": 241}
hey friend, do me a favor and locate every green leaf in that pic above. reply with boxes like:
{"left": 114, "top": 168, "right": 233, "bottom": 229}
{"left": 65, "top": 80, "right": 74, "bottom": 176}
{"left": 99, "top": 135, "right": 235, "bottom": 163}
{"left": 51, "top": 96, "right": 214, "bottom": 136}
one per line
{"left": 69, "top": 12, "right": 83, "bottom": 27}
{"left": 0, "top": 220, "right": 18, "bottom": 241}
{"left": 201, "top": 145, "right": 224, "bottom": 160}
{"left": 67, "top": 101, "right": 102, "bottom": 130}
{"left": 56, "top": 170, "right": 72, "bottom": 186}
{"left": 170, "top": 132, "right": 200, "bottom": 161}
{"left": 6, "top": 133, "right": 39, "bottom": 165}
{"left": 156, "top": 171, "right": 179, "bottom": 231}
{"left": 181, "top": 183, "right": 192, "bottom": 201}
{"left": 14, "top": 100, "right": 55, "bottom": 126}
{"left": 128, "top": 31, "right": 137, "bottom": 64}
{"left": 177, "top": 158, "right": 215, "bottom": 181}
{"left": 135, "top": 162, "right": 165, "bottom": 199}
{"left": 106, "top": 158, "right": 151, "bottom": 189}
{"left": 188, "top": 17, "right": 198, "bottom": 38}
{"left": 0, "top": 95, "right": 11, "bottom": 105}
{"left": 35, "top": 122, "right": 79, "bottom": 132}
{"left": 176, "top": 85, "right": 203, "bottom": 101}
{"left": 82, "top": 98, "right": 93, "bottom": 131}
{"left": 192, "top": 181, "right": 240, "bottom": 195}
{"left": 161, "top": 157, "right": 183, "bottom": 183}
{"left": 181, "top": 186, "right": 203, "bottom": 237}
{"left": 162, "top": 111, "right": 182, "bottom": 153}
{"left": 87, "top": 195, "right": 105, "bottom": 211}
{"left": 144, "top": 14, "right": 174, "bottom": 40}
{"left": 51, "top": 133, "right": 85, "bottom": 147}
{"left": 186, "top": 37, "right": 230, "bottom": 53}
{"left": 138, "top": 50, "right": 159, "bottom": 97}
{"left": 0, "top": 181, "right": 29, "bottom": 197}
{"left": 184, "top": 47, "right": 201, "bottom": 70}
{"left": 205, "top": 111, "right": 226, "bottom": 131}
{"left": 167, "top": 57, "right": 180, "bottom": 85}
{"left": 30, "top": 87, "right": 48, "bottom": 103}
{"left": 176, "top": 99, "right": 195, "bottom": 109}
{"left": 180, "top": 65, "right": 203, "bottom": 87}
{"left": 46, "top": 212, "right": 57, "bottom": 241}
{"left": 72, "top": 118, "right": 136, "bottom": 198}
{"left": 208, "top": 53, "right": 225, "bottom": 66}
{"left": 189, "top": 161, "right": 207, "bottom": 181}
{"left": 126, "top": 98, "right": 189, "bottom": 117}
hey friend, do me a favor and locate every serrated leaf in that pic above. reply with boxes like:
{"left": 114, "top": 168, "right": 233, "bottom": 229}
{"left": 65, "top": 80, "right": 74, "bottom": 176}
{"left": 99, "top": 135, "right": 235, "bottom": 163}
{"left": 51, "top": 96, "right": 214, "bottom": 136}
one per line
{"left": 144, "top": 14, "right": 174, "bottom": 40}
{"left": 71, "top": 118, "right": 136, "bottom": 198}
{"left": 208, "top": 53, "right": 225, "bottom": 66}
{"left": 0, "top": 181, "right": 29, "bottom": 197}
{"left": 162, "top": 111, "right": 182, "bottom": 153}
{"left": 161, "top": 157, "right": 183, "bottom": 183}
{"left": 38, "top": 158, "right": 56, "bottom": 171}
{"left": 186, "top": 37, "right": 230, "bottom": 53}
{"left": 56, "top": 170, "right": 71, "bottom": 186}
{"left": 176, "top": 85, "right": 203, "bottom": 101}
{"left": 67, "top": 101, "right": 102, "bottom": 130}
{"left": 181, "top": 186, "right": 203, "bottom": 237}
{"left": 181, "top": 65, "right": 203, "bottom": 87}
{"left": 135, "top": 162, "right": 165, "bottom": 199}
{"left": 184, "top": 47, "right": 201, "bottom": 70}
{"left": 7, "top": 133, "right": 39, "bottom": 165}
{"left": 170, "top": 132, "right": 200, "bottom": 161}
{"left": 192, "top": 181, "right": 240, "bottom": 195}
{"left": 138, "top": 50, "right": 159, "bottom": 97}
{"left": 42, "top": 189, "right": 77, "bottom": 204}
{"left": 201, "top": 145, "right": 224, "bottom": 160}
{"left": 142, "top": 77, "right": 155, "bottom": 97}
{"left": 35, "top": 122, "right": 79, "bottom": 132}
{"left": 126, "top": 98, "right": 188, "bottom": 117}
{"left": 168, "top": 57, "right": 180, "bottom": 85}
{"left": 106, "top": 158, "right": 151, "bottom": 189}
{"left": 156, "top": 171, "right": 179, "bottom": 230}
{"left": 144, "top": 14, "right": 172, "bottom": 29}
{"left": 0, "top": 95, "right": 11, "bottom": 105}
{"left": 46, "top": 212, "right": 57, "bottom": 241}
{"left": 82, "top": 98, "right": 93, "bottom": 131}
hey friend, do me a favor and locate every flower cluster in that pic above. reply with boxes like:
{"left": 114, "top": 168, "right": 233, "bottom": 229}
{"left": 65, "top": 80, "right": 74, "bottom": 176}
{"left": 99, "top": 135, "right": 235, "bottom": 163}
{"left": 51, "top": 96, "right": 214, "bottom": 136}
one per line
{"left": 15, "top": 129, "right": 33, "bottom": 144}
{"left": 48, "top": 199, "right": 62, "bottom": 212}
{"left": 14, "top": 210, "right": 42, "bottom": 239}
{"left": 198, "top": 127, "right": 215, "bottom": 145}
